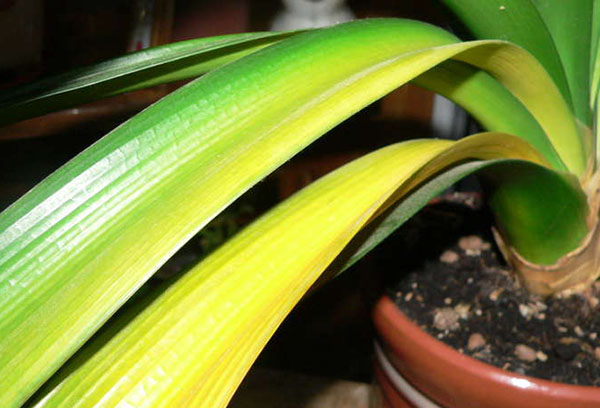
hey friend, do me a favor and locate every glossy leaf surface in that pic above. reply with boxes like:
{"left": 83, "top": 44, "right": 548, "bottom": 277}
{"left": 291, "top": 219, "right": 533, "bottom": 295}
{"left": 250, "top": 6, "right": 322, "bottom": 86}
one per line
{"left": 0, "top": 19, "right": 588, "bottom": 406}
{"left": 28, "top": 134, "right": 586, "bottom": 408}
{"left": 0, "top": 31, "right": 298, "bottom": 125}
{"left": 440, "top": 0, "right": 572, "bottom": 110}
{"left": 530, "top": 0, "right": 592, "bottom": 124}
{"left": 414, "top": 61, "right": 565, "bottom": 171}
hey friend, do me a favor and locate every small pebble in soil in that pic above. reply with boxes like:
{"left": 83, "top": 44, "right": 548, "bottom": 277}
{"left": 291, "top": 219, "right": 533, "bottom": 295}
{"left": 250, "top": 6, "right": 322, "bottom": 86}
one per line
{"left": 440, "top": 250, "right": 459, "bottom": 263}
{"left": 536, "top": 351, "right": 548, "bottom": 362}
{"left": 515, "top": 344, "right": 537, "bottom": 362}
{"left": 519, "top": 304, "right": 533, "bottom": 320}
{"left": 489, "top": 289, "right": 502, "bottom": 302}
{"left": 458, "top": 235, "right": 490, "bottom": 255}
{"left": 468, "top": 333, "right": 486, "bottom": 351}
{"left": 433, "top": 308, "right": 460, "bottom": 331}
{"left": 454, "top": 303, "right": 470, "bottom": 319}
{"left": 582, "top": 342, "right": 594, "bottom": 354}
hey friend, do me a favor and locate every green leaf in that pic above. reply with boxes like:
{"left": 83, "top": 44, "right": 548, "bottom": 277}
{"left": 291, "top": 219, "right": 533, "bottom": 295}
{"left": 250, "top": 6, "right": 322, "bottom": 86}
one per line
{"left": 484, "top": 162, "right": 589, "bottom": 264}
{"left": 337, "top": 156, "right": 588, "bottom": 274}
{"left": 530, "top": 0, "right": 592, "bottom": 125}
{"left": 591, "top": 0, "right": 600, "bottom": 116}
{"left": 414, "top": 61, "right": 565, "bottom": 171}
{"left": 440, "top": 0, "right": 573, "bottom": 112}
{"left": 446, "top": 41, "right": 585, "bottom": 175}
{"left": 593, "top": 1, "right": 600, "bottom": 164}
{"left": 28, "top": 134, "right": 587, "bottom": 408}
{"left": 0, "top": 31, "right": 298, "bottom": 126}
{"left": 335, "top": 159, "right": 508, "bottom": 273}
{"left": 0, "top": 19, "right": 586, "bottom": 406}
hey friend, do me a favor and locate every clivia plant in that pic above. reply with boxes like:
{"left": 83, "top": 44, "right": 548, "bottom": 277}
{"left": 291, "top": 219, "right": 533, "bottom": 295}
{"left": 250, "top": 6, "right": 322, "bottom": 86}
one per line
{"left": 0, "top": 0, "right": 598, "bottom": 407}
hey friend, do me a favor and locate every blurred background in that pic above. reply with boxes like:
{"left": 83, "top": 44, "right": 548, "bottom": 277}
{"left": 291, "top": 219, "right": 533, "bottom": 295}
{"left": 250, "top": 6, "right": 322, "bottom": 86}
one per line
{"left": 0, "top": 1, "right": 475, "bottom": 406}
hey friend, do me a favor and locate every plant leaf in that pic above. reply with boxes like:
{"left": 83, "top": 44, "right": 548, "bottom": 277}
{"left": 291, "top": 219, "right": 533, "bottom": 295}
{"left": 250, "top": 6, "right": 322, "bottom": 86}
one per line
{"left": 335, "top": 159, "right": 510, "bottom": 273}
{"left": 529, "top": 0, "right": 592, "bottom": 125}
{"left": 440, "top": 0, "right": 573, "bottom": 112}
{"left": 28, "top": 134, "right": 587, "bottom": 408}
{"left": 452, "top": 41, "right": 584, "bottom": 175}
{"left": 484, "top": 162, "right": 589, "bottom": 265}
{"left": 591, "top": 0, "right": 600, "bottom": 107}
{"left": 414, "top": 60, "right": 565, "bottom": 171}
{"left": 0, "top": 19, "right": 585, "bottom": 406}
{"left": 0, "top": 31, "right": 298, "bottom": 126}
{"left": 0, "top": 22, "right": 584, "bottom": 172}
{"left": 591, "top": 0, "right": 600, "bottom": 166}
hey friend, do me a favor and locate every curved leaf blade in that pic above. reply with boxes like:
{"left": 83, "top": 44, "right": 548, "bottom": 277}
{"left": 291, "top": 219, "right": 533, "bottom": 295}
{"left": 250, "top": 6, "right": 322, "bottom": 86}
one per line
{"left": 450, "top": 41, "right": 584, "bottom": 175}
{"left": 0, "top": 31, "right": 298, "bottom": 126}
{"left": 440, "top": 0, "right": 573, "bottom": 111}
{"left": 530, "top": 0, "right": 592, "bottom": 125}
{"left": 28, "top": 134, "right": 586, "bottom": 408}
{"left": 591, "top": 0, "right": 600, "bottom": 107}
{"left": 0, "top": 19, "right": 585, "bottom": 406}
{"left": 414, "top": 60, "right": 565, "bottom": 171}
{"left": 484, "top": 162, "right": 589, "bottom": 265}
{"left": 336, "top": 160, "right": 501, "bottom": 272}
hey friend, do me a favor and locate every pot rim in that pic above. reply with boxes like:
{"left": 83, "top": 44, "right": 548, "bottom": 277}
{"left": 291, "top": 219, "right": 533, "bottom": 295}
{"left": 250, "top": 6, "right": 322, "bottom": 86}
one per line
{"left": 373, "top": 295, "right": 600, "bottom": 406}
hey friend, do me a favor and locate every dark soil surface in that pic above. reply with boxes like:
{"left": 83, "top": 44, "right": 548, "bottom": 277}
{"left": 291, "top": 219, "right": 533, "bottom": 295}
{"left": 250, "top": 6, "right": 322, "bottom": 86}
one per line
{"left": 389, "top": 200, "right": 600, "bottom": 386}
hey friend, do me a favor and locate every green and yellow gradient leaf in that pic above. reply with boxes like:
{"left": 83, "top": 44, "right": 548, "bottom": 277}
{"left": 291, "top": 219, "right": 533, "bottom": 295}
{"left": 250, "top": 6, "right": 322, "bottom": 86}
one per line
{"left": 440, "top": 0, "right": 573, "bottom": 112}
{"left": 592, "top": 0, "right": 600, "bottom": 162}
{"left": 591, "top": 0, "right": 600, "bottom": 107}
{"left": 0, "top": 31, "right": 299, "bottom": 126}
{"left": 0, "top": 19, "right": 588, "bottom": 406}
{"left": 449, "top": 41, "right": 584, "bottom": 175}
{"left": 336, "top": 160, "right": 512, "bottom": 273}
{"left": 1, "top": 22, "right": 586, "bottom": 174}
{"left": 414, "top": 61, "right": 565, "bottom": 171}
{"left": 530, "top": 0, "right": 592, "bottom": 124}
{"left": 27, "top": 134, "right": 587, "bottom": 408}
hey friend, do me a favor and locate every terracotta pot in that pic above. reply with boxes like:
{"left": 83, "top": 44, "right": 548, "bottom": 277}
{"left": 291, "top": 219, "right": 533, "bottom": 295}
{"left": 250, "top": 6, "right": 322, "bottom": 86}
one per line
{"left": 372, "top": 295, "right": 600, "bottom": 408}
